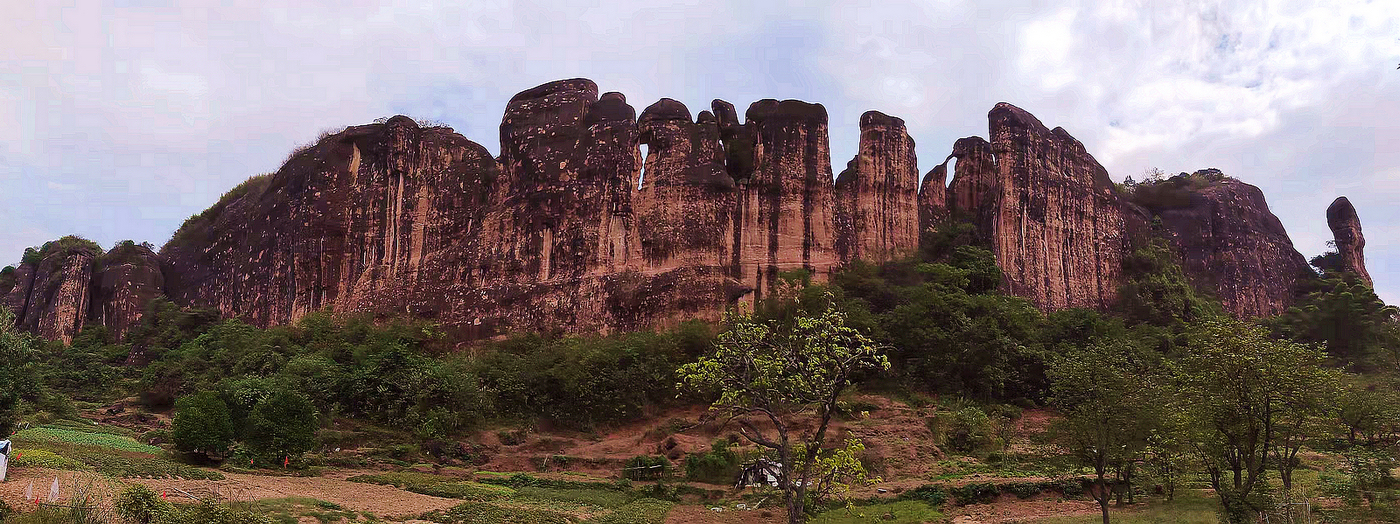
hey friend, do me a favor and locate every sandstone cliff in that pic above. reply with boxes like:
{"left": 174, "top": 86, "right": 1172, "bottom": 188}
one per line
{"left": 1327, "top": 196, "right": 1372, "bottom": 286}
{"left": 3, "top": 79, "right": 1351, "bottom": 341}
{"left": 1141, "top": 171, "right": 1312, "bottom": 318}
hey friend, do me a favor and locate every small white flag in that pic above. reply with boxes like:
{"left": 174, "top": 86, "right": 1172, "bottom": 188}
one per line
{"left": 48, "top": 477, "right": 58, "bottom": 502}
{"left": 24, "top": 481, "right": 32, "bottom": 501}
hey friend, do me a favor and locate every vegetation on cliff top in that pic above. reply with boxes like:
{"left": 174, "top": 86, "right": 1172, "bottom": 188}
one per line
{"left": 162, "top": 173, "right": 274, "bottom": 254}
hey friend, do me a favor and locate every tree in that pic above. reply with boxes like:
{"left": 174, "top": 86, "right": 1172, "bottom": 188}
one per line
{"left": 171, "top": 390, "right": 235, "bottom": 460}
{"left": 0, "top": 308, "right": 38, "bottom": 436}
{"left": 244, "top": 389, "right": 319, "bottom": 464}
{"left": 1048, "top": 338, "right": 1162, "bottom": 524}
{"left": 678, "top": 299, "right": 889, "bottom": 524}
{"left": 1175, "top": 320, "right": 1341, "bottom": 523}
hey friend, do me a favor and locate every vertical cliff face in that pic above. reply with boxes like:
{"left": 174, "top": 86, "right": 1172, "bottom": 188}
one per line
{"left": 91, "top": 242, "right": 164, "bottom": 340}
{"left": 946, "top": 136, "right": 998, "bottom": 216}
{"left": 918, "top": 163, "right": 948, "bottom": 234}
{"left": 1327, "top": 196, "right": 1372, "bottom": 286}
{"left": 981, "top": 103, "right": 1127, "bottom": 311}
{"left": 834, "top": 111, "right": 921, "bottom": 263}
{"left": 6, "top": 80, "right": 1343, "bottom": 342}
{"left": 21, "top": 250, "right": 95, "bottom": 343}
{"left": 735, "top": 100, "right": 839, "bottom": 303}
{"left": 1151, "top": 175, "right": 1311, "bottom": 317}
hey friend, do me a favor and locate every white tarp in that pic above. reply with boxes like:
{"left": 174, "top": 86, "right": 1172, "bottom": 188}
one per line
{"left": 0, "top": 439, "right": 10, "bottom": 482}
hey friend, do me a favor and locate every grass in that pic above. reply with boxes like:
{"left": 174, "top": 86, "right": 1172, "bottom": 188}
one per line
{"left": 230, "top": 497, "right": 380, "bottom": 524}
{"left": 811, "top": 500, "right": 943, "bottom": 524}
{"left": 582, "top": 498, "right": 673, "bottom": 524}
{"left": 13, "top": 435, "right": 222, "bottom": 480}
{"left": 1029, "top": 491, "right": 1220, "bottom": 524}
{"left": 14, "top": 427, "right": 161, "bottom": 454}
{"left": 428, "top": 501, "right": 577, "bottom": 524}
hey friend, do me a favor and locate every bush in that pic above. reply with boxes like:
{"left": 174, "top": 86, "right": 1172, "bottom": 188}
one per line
{"left": 683, "top": 440, "right": 740, "bottom": 484}
{"left": 172, "top": 390, "right": 235, "bottom": 459}
{"left": 949, "top": 482, "right": 999, "bottom": 505}
{"left": 943, "top": 408, "right": 993, "bottom": 453}
{"left": 624, "top": 455, "right": 670, "bottom": 481}
{"left": 116, "top": 485, "right": 171, "bottom": 524}
{"left": 244, "top": 390, "right": 319, "bottom": 463}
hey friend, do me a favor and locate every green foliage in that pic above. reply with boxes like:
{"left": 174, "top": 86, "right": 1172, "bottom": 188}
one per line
{"left": 810, "top": 500, "right": 941, "bottom": 524}
{"left": 172, "top": 390, "right": 235, "bottom": 458}
{"left": 1174, "top": 319, "right": 1343, "bottom": 523}
{"left": 432, "top": 501, "right": 574, "bottom": 524}
{"left": 939, "top": 408, "right": 992, "bottom": 453}
{"left": 116, "top": 485, "right": 171, "bottom": 524}
{"left": 20, "top": 236, "right": 104, "bottom": 266}
{"left": 164, "top": 173, "right": 274, "bottom": 253}
{"left": 1271, "top": 276, "right": 1400, "bottom": 368}
{"left": 1116, "top": 238, "right": 1223, "bottom": 329}
{"left": 679, "top": 300, "right": 887, "bottom": 522}
{"left": 13, "top": 427, "right": 162, "bottom": 454}
{"left": 244, "top": 389, "right": 319, "bottom": 462}
{"left": 1123, "top": 168, "right": 1232, "bottom": 212}
{"left": 584, "top": 498, "right": 674, "bottom": 524}
{"left": 623, "top": 455, "right": 670, "bottom": 481}
{"left": 683, "top": 439, "right": 740, "bottom": 484}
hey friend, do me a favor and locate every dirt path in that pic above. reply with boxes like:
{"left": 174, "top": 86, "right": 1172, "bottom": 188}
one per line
{"left": 132, "top": 471, "right": 461, "bottom": 518}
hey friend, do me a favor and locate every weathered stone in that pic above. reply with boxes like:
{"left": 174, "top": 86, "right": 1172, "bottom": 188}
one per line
{"left": 945, "top": 136, "right": 997, "bottom": 216}
{"left": 983, "top": 103, "right": 1126, "bottom": 311}
{"left": 1326, "top": 196, "right": 1372, "bottom": 286}
{"left": 1, "top": 261, "right": 35, "bottom": 323}
{"left": 21, "top": 250, "right": 95, "bottom": 343}
{"left": 1154, "top": 175, "right": 1312, "bottom": 317}
{"left": 918, "top": 163, "right": 948, "bottom": 234}
{"left": 834, "top": 111, "right": 920, "bottom": 263}
{"left": 735, "top": 99, "right": 839, "bottom": 304}
{"left": 91, "top": 242, "right": 164, "bottom": 340}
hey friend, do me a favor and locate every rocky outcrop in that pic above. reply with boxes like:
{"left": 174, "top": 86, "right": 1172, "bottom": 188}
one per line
{"left": 1152, "top": 173, "right": 1311, "bottom": 317}
{"left": 1327, "top": 196, "right": 1372, "bottom": 286}
{"left": 834, "top": 111, "right": 920, "bottom": 263}
{"left": 980, "top": 103, "right": 1127, "bottom": 311}
{"left": 20, "top": 248, "right": 96, "bottom": 343}
{"left": 91, "top": 242, "right": 165, "bottom": 339}
{"left": 5, "top": 80, "right": 1345, "bottom": 342}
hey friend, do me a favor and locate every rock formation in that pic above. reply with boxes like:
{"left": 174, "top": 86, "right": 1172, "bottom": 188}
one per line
{"left": 1150, "top": 172, "right": 1312, "bottom": 317}
{"left": 1327, "top": 196, "right": 1372, "bottom": 286}
{"left": 835, "top": 111, "right": 921, "bottom": 263}
{"left": 3, "top": 79, "right": 1349, "bottom": 342}
{"left": 969, "top": 103, "right": 1128, "bottom": 311}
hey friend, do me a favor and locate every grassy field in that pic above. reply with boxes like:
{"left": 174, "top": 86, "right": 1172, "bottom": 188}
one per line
{"left": 1028, "top": 491, "right": 1220, "bottom": 524}
{"left": 810, "top": 500, "right": 943, "bottom": 524}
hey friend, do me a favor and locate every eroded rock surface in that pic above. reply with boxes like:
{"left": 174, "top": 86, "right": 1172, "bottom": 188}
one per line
{"left": 4, "top": 80, "right": 1343, "bottom": 341}
{"left": 1327, "top": 196, "right": 1372, "bottom": 286}
{"left": 1153, "top": 174, "right": 1312, "bottom": 317}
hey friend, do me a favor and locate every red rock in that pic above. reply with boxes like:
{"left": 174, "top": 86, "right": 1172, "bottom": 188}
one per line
{"left": 91, "top": 242, "right": 164, "bottom": 340}
{"left": 834, "top": 111, "right": 921, "bottom": 264}
{"left": 1326, "top": 196, "right": 1371, "bottom": 286}
{"left": 1152, "top": 173, "right": 1311, "bottom": 317}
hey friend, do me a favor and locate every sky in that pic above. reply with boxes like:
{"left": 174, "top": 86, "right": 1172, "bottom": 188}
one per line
{"left": 1, "top": 0, "right": 1398, "bottom": 303}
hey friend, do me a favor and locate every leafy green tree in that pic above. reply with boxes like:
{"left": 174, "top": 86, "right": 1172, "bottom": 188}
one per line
{"left": 1048, "top": 337, "right": 1162, "bottom": 524}
{"left": 1272, "top": 277, "right": 1399, "bottom": 367}
{"left": 678, "top": 299, "right": 889, "bottom": 523}
{"left": 172, "top": 390, "right": 235, "bottom": 459}
{"left": 1116, "top": 239, "right": 1223, "bottom": 329}
{"left": 244, "top": 389, "right": 319, "bottom": 463}
{"left": 1337, "top": 385, "right": 1400, "bottom": 446}
{"left": 0, "top": 308, "right": 33, "bottom": 435}
{"left": 1174, "top": 320, "right": 1341, "bottom": 523}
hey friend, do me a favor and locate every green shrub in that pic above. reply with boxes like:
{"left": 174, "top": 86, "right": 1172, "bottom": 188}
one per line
{"left": 943, "top": 408, "right": 993, "bottom": 453}
{"left": 431, "top": 501, "right": 573, "bottom": 524}
{"left": 898, "top": 485, "right": 948, "bottom": 506}
{"left": 409, "top": 481, "right": 515, "bottom": 501}
{"left": 950, "top": 482, "right": 998, "bottom": 505}
{"left": 244, "top": 389, "right": 318, "bottom": 463}
{"left": 683, "top": 440, "right": 739, "bottom": 484}
{"left": 172, "top": 390, "right": 235, "bottom": 459}
{"left": 117, "top": 485, "right": 172, "bottom": 524}
{"left": 623, "top": 455, "right": 670, "bottom": 481}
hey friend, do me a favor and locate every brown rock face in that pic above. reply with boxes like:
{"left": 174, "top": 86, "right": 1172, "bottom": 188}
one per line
{"left": 1326, "top": 196, "right": 1372, "bottom": 286}
{"left": 981, "top": 103, "right": 1127, "bottom": 310}
{"left": 1153, "top": 174, "right": 1311, "bottom": 317}
{"left": 946, "top": 136, "right": 998, "bottom": 216}
{"left": 20, "top": 250, "right": 95, "bottom": 343}
{"left": 6, "top": 81, "right": 1333, "bottom": 341}
{"left": 918, "top": 163, "right": 948, "bottom": 234}
{"left": 834, "top": 111, "right": 921, "bottom": 263}
{"left": 91, "top": 242, "right": 165, "bottom": 340}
